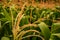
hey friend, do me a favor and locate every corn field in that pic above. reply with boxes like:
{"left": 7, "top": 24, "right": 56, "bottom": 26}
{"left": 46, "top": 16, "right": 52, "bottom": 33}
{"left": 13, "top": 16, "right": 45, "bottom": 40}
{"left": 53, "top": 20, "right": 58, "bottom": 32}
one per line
{"left": 0, "top": 0, "right": 60, "bottom": 40}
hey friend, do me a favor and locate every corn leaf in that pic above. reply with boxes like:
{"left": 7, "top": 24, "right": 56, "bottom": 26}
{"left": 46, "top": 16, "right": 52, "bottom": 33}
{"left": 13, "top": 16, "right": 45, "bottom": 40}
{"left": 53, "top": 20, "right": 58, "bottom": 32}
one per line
{"left": 51, "top": 23, "right": 60, "bottom": 33}
{"left": 1, "top": 37, "right": 10, "bottom": 40}
{"left": 52, "top": 33, "right": 60, "bottom": 38}
{"left": 38, "top": 22, "right": 51, "bottom": 40}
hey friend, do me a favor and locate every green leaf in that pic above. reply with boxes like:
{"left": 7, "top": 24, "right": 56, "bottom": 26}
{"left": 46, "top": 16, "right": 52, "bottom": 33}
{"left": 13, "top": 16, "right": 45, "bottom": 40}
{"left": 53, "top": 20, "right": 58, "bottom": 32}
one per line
{"left": 51, "top": 23, "right": 60, "bottom": 33}
{"left": 3, "top": 21, "right": 11, "bottom": 27}
{"left": 49, "top": 38, "right": 54, "bottom": 40}
{"left": 52, "top": 33, "right": 60, "bottom": 38}
{"left": 40, "top": 11, "right": 46, "bottom": 18}
{"left": 1, "top": 37, "right": 10, "bottom": 40}
{"left": 3, "top": 9, "right": 11, "bottom": 21}
{"left": 38, "top": 22, "right": 51, "bottom": 40}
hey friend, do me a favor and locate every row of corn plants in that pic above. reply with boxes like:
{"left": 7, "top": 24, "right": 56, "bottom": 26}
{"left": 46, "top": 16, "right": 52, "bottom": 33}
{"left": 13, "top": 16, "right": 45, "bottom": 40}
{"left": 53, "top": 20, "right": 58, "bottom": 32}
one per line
{"left": 0, "top": 2, "right": 60, "bottom": 40}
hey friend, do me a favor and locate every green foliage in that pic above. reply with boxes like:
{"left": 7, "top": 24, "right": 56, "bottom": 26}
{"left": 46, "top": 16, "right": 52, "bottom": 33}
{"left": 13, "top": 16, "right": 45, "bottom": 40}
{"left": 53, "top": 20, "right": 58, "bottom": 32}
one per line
{"left": 1, "top": 37, "right": 10, "bottom": 40}
{"left": 38, "top": 22, "right": 51, "bottom": 40}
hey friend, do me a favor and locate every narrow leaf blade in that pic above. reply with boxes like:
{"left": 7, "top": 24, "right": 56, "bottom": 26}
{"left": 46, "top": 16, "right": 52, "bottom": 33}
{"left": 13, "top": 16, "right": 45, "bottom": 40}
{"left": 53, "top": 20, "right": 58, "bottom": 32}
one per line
{"left": 38, "top": 22, "right": 50, "bottom": 40}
